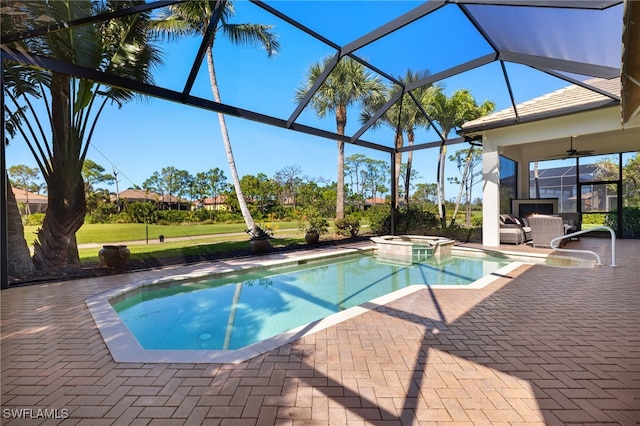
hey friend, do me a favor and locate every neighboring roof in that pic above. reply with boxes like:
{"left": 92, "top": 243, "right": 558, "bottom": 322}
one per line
{"left": 116, "top": 189, "right": 186, "bottom": 204}
{"left": 11, "top": 187, "right": 48, "bottom": 204}
{"left": 201, "top": 195, "right": 227, "bottom": 205}
{"left": 528, "top": 164, "right": 599, "bottom": 187}
{"left": 462, "top": 78, "right": 620, "bottom": 133}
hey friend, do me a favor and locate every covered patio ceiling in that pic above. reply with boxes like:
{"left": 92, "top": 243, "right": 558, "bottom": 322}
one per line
{"left": 0, "top": 0, "right": 629, "bottom": 154}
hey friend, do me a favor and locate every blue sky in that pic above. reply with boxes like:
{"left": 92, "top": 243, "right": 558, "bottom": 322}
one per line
{"left": 5, "top": 1, "right": 573, "bottom": 200}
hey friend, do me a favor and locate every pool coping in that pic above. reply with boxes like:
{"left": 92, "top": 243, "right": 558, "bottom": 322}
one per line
{"left": 85, "top": 245, "right": 590, "bottom": 364}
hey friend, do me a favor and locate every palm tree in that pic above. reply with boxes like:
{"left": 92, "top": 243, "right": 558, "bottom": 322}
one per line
{"left": 152, "top": 1, "right": 280, "bottom": 238}
{"left": 3, "top": 0, "right": 161, "bottom": 270}
{"left": 427, "top": 87, "right": 495, "bottom": 226}
{"left": 296, "top": 56, "right": 384, "bottom": 220}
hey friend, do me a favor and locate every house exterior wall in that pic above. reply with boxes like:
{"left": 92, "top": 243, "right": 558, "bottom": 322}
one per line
{"left": 478, "top": 105, "right": 640, "bottom": 247}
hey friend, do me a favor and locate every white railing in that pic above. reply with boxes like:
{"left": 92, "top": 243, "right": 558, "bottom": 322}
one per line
{"left": 550, "top": 226, "right": 617, "bottom": 267}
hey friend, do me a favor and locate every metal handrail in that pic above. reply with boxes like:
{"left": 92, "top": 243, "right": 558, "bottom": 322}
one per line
{"left": 550, "top": 226, "right": 617, "bottom": 267}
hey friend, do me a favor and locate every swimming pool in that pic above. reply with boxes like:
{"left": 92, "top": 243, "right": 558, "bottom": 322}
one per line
{"left": 111, "top": 252, "right": 511, "bottom": 352}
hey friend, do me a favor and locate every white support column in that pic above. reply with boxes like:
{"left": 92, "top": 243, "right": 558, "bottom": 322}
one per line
{"left": 482, "top": 138, "right": 501, "bottom": 247}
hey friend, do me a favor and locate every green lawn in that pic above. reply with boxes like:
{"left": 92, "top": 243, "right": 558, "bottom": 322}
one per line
{"left": 24, "top": 221, "right": 301, "bottom": 245}
{"left": 22, "top": 220, "right": 360, "bottom": 264}
{"left": 79, "top": 236, "right": 304, "bottom": 263}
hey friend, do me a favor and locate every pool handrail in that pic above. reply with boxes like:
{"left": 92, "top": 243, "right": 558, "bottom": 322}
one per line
{"left": 549, "top": 226, "right": 617, "bottom": 267}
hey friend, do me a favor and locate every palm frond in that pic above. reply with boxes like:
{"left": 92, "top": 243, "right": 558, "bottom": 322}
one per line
{"left": 222, "top": 23, "right": 280, "bottom": 57}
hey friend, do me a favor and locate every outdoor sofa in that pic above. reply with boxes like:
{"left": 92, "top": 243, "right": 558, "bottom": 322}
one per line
{"left": 499, "top": 214, "right": 532, "bottom": 245}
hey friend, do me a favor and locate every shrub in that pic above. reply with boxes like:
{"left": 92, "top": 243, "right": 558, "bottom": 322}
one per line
{"left": 471, "top": 213, "right": 483, "bottom": 227}
{"left": 335, "top": 216, "right": 360, "bottom": 237}
{"left": 24, "top": 212, "right": 45, "bottom": 226}
{"left": 190, "top": 208, "right": 216, "bottom": 223}
{"left": 157, "top": 209, "right": 192, "bottom": 224}
{"left": 606, "top": 207, "right": 640, "bottom": 238}
{"left": 395, "top": 205, "right": 439, "bottom": 234}
{"left": 124, "top": 201, "right": 158, "bottom": 224}
{"left": 582, "top": 213, "right": 607, "bottom": 225}
{"left": 215, "top": 211, "right": 243, "bottom": 223}
{"left": 86, "top": 202, "right": 119, "bottom": 223}
{"left": 295, "top": 207, "right": 329, "bottom": 234}
{"left": 366, "top": 205, "right": 391, "bottom": 235}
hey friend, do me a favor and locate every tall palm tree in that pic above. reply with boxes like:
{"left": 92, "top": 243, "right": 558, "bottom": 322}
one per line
{"left": 3, "top": 0, "right": 161, "bottom": 270}
{"left": 427, "top": 87, "right": 495, "bottom": 226}
{"left": 296, "top": 56, "right": 384, "bottom": 220}
{"left": 152, "top": 1, "right": 280, "bottom": 237}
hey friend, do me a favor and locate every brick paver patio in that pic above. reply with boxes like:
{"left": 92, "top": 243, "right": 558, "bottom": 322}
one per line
{"left": 1, "top": 238, "right": 638, "bottom": 425}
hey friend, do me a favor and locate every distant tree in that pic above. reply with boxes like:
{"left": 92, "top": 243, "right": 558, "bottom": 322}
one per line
{"left": 142, "top": 172, "right": 164, "bottom": 207}
{"left": 296, "top": 55, "right": 384, "bottom": 220}
{"left": 191, "top": 172, "right": 209, "bottom": 205}
{"left": 412, "top": 183, "right": 438, "bottom": 207}
{"left": 345, "top": 154, "right": 368, "bottom": 209}
{"left": 207, "top": 168, "right": 228, "bottom": 209}
{"left": 240, "top": 173, "right": 278, "bottom": 218}
{"left": 360, "top": 158, "right": 389, "bottom": 205}
{"left": 623, "top": 153, "right": 640, "bottom": 206}
{"left": 448, "top": 146, "right": 482, "bottom": 226}
{"left": 142, "top": 166, "right": 191, "bottom": 210}
{"left": 274, "top": 165, "right": 303, "bottom": 209}
{"left": 361, "top": 69, "right": 432, "bottom": 205}
{"left": 8, "top": 165, "right": 41, "bottom": 216}
{"left": 398, "top": 163, "right": 421, "bottom": 203}
{"left": 173, "top": 169, "right": 192, "bottom": 210}
{"left": 81, "top": 160, "right": 115, "bottom": 217}
{"left": 81, "top": 159, "right": 115, "bottom": 193}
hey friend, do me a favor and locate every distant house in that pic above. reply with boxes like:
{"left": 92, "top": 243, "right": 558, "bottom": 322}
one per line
{"left": 364, "top": 197, "right": 388, "bottom": 208}
{"left": 115, "top": 189, "right": 189, "bottom": 210}
{"left": 194, "top": 195, "right": 229, "bottom": 212}
{"left": 11, "top": 187, "right": 47, "bottom": 215}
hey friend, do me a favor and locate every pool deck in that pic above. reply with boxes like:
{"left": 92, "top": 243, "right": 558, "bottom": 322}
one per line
{"left": 1, "top": 238, "right": 639, "bottom": 425}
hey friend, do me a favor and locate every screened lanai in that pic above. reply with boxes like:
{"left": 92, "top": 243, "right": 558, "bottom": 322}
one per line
{"left": 2, "top": 0, "right": 638, "bottom": 285}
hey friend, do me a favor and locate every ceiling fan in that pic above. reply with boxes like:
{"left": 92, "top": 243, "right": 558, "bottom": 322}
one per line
{"left": 549, "top": 136, "right": 594, "bottom": 159}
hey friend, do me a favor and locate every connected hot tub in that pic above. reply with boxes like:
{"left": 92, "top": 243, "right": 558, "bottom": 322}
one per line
{"left": 370, "top": 235, "right": 455, "bottom": 260}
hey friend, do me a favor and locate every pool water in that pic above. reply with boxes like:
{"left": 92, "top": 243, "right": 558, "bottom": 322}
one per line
{"left": 112, "top": 253, "right": 509, "bottom": 350}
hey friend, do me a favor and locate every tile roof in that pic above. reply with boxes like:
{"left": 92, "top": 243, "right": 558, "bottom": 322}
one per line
{"left": 11, "top": 187, "right": 48, "bottom": 203}
{"left": 462, "top": 78, "right": 620, "bottom": 133}
{"left": 116, "top": 188, "right": 186, "bottom": 203}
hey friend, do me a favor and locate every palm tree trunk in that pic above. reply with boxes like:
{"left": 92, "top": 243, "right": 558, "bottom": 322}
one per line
{"left": 436, "top": 143, "right": 448, "bottom": 226}
{"left": 394, "top": 131, "right": 403, "bottom": 206}
{"left": 6, "top": 175, "right": 35, "bottom": 277}
{"left": 206, "top": 47, "right": 256, "bottom": 233}
{"left": 404, "top": 130, "right": 414, "bottom": 206}
{"left": 32, "top": 176, "right": 85, "bottom": 270}
{"left": 336, "top": 105, "right": 347, "bottom": 220}
{"left": 32, "top": 73, "right": 85, "bottom": 270}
